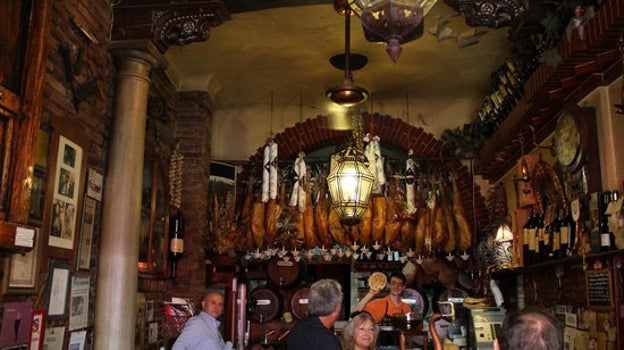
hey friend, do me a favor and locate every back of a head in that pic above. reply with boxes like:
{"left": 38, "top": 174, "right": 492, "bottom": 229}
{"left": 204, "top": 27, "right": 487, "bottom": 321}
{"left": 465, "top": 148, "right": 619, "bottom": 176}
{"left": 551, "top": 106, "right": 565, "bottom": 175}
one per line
{"left": 498, "top": 308, "right": 562, "bottom": 350}
{"left": 308, "top": 279, "right": 343, "bottom": 317}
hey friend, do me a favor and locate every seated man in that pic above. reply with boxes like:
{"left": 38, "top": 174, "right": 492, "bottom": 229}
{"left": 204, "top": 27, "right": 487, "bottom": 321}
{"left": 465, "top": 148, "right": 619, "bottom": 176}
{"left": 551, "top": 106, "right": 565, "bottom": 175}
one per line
{"left": 353, "top": 271, "right": 411, "bottom": 323}
{"left": 172, "top": 291, "right": 233, "bottom": 350}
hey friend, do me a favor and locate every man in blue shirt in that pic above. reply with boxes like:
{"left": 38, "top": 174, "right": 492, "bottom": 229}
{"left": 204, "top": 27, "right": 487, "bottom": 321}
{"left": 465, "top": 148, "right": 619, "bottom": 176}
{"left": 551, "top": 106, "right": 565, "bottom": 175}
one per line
{"left": 173, "top": 291, "right": 233, "bottom": 350}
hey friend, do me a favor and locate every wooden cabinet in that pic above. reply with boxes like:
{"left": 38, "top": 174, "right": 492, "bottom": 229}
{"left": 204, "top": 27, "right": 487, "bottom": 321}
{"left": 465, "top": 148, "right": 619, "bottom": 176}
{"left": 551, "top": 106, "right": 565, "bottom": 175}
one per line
{"left": 0, "top": 0, "right": 53, "bottom": 250}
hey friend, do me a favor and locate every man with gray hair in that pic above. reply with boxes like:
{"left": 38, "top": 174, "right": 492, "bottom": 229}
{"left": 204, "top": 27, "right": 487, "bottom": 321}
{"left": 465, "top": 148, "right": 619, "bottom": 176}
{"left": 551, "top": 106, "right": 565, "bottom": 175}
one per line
{"left": 494, "top": 307, "right": 563, "bottom": 350}
{"left": 287, "top": 278, "right": 343, "bottom": 350}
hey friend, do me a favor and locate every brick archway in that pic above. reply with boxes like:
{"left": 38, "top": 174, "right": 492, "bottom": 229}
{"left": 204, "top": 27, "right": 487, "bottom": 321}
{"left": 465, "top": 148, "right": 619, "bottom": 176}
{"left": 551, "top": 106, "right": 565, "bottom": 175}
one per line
{"left": 240, "top": 113, "right": 489, "bottom": 236}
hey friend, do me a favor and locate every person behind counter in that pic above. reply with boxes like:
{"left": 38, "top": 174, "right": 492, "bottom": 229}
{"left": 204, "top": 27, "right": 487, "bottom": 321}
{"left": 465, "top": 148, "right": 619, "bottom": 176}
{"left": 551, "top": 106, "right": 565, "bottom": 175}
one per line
{"left": 353, "top": 272, "right": 411, "bottom": 323}
{"left": 172, "top": 291, "right": 233, "bottom": 350}
{"left": 494, "top": 307, "right": 563, "bottom": 350}
{"left": 342, "top": 311, "right": 379, "bottom": 350}
{"left": 287, "top": 278, "right": 343, "bottom": 350}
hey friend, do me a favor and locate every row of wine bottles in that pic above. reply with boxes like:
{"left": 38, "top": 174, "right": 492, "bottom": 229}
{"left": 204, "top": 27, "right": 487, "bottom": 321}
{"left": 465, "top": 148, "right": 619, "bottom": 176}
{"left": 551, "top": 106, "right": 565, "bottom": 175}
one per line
{"left": 522, "top": 190, "right": 621, "bottom": 267}
{"left": 477, "top": 57, "right": 531, "bottom": 133}
{"left": 522, "top": 207, "right": 576, "bottom": 266}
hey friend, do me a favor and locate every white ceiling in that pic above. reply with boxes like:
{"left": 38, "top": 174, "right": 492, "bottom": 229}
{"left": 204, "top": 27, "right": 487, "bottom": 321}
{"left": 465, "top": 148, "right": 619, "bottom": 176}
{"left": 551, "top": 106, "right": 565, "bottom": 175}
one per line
{"left": 163, "top": 2, "right": 513, "bottom": 160}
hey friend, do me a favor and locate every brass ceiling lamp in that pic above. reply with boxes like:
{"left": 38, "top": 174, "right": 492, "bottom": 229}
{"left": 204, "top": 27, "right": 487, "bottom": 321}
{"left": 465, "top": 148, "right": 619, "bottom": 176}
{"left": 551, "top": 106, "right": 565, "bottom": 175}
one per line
{"left": 327, "top": 115, "right": 375, "bottom": 226}
{"left": 349, "top": 0, "right": 438, "bottom": 63}
{"left": 326, "top": 0, "right": 369, "bottom": 108}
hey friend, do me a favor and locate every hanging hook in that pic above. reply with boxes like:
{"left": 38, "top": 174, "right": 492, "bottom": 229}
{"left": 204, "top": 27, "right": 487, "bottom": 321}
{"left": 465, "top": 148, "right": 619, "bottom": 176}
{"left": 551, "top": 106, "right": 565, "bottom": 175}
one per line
{"left": 527, "top": 125, "right": 555, "bottom": 152}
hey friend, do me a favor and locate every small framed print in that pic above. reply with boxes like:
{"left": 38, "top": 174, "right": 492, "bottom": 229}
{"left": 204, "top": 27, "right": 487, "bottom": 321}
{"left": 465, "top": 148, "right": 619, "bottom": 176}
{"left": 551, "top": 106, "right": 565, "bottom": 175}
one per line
{"left": 29, "top": 165, "right": 47, "bottom": 224}
{"left": 6, "top": 227, "right": 41, "bottom": 293}
{"left": 77, "top": 196, "right": 96, "bottom": 270}
{"left": 44, "top": 260, "right": 71, "bottom": 319}
{"left": 86, "top": 168, "right": 103, "bottom": 201}
{"left": 29, "top": 309, "right": 45, "bottom": 350}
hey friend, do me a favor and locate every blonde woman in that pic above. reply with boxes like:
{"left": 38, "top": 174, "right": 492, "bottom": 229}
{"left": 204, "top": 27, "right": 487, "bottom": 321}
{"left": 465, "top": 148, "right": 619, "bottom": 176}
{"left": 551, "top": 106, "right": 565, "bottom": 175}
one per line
{"left": 341, "top": 311, "right": 379, "bottom": 350}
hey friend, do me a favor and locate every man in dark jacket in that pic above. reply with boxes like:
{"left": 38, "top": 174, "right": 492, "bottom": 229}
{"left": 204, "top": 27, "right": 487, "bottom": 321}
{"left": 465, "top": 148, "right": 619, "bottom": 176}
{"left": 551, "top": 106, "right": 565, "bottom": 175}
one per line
{"left": 287, "top": 279, "right": 343, "bottom": 350}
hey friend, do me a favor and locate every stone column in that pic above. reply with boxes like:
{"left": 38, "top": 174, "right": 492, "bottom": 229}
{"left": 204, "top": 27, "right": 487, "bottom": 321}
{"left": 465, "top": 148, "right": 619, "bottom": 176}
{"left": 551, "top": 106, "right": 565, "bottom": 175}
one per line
{"left": 95, "top": 43, "right": 163, "bottom": 350}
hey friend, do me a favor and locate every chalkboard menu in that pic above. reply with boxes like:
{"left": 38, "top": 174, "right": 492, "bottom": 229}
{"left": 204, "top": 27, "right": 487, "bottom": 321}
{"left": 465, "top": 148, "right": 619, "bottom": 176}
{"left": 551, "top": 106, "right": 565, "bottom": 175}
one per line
{"left": 585, "top": 268, "right": 613, "bottom": 311}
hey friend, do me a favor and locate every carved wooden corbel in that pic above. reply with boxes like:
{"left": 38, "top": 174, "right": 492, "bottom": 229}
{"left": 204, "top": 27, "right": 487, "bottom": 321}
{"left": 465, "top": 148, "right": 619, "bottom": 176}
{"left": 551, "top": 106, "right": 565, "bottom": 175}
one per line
{"left": 452, "top": 0, "right": 529, "bottom": 28}
{"left": 111, "top": 1, "right": 230, "bottom": 52}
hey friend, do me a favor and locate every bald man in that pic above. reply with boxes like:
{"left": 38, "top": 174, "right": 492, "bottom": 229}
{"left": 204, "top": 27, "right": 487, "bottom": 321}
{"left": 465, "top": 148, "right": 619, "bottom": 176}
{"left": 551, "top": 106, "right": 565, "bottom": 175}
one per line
{"left": 494, "top": 307, "right": 562, "bottom": 350}
{"left": 172, "top": 291, "right": 233, "bottom": 350}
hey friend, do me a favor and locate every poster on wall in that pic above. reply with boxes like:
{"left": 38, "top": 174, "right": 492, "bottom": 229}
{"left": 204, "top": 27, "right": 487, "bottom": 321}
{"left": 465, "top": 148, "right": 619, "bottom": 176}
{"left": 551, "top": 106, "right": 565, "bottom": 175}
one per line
{"left": 68, "top": 276, "right": 90, "bottom": 331}
{"left": 68, "top": 330, "right": 86, "bottom": 350}
{"left": 48, "top": 135, "right": 84, "bottom": 250}
{"left": 0, "top": 301, "right": 32, "bottom": 348}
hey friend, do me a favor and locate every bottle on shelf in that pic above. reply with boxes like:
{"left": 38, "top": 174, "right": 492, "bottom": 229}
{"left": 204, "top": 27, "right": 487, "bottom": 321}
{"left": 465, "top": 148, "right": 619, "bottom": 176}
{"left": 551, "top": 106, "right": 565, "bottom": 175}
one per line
{"left": 535, "top": 213, "right": 544, "bottom": 264}
{"left": 522, "top": 208, "right": 533, "bottom": 266}
{"left": 169, "top": 208, "right": 185, "bottom": 279}
{"left": 550, "top": 211, "right": 561, "bottom": 259}
{"left": 599, "top": 191, "right": 616, "bottom": 252}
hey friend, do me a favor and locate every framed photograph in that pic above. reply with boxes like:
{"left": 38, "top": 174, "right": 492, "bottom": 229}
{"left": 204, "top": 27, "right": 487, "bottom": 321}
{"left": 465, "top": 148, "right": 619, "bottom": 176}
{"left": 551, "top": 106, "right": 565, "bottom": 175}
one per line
{"left": 77, "top": 196, "right": 96, "bottom": 270}
{"left": 29, "top": 165, "right": 47, "bottom": 224}
{"left": 86, "top": 168, "right": 103, "bottom": 201}
{"left": 6, "top": 228, "right": 41, "bottom": 292}
{"left": 48, "top": 135, "right": 83, "bottom": 250}
{"left": 29, "top": 309, "right": 45, "bottom": 350}
{"left": 44, "top": 260, "right": 71, "bottom": 319}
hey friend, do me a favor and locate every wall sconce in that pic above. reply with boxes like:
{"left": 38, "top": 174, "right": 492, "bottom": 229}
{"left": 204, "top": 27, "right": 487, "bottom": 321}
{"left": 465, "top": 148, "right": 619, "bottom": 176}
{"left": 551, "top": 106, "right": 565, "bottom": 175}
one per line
{"left": 518, "top": 157, "right": 530, "bottom": 182}
{"left": 495, "top": 222, "right": 513, "bottom": 242}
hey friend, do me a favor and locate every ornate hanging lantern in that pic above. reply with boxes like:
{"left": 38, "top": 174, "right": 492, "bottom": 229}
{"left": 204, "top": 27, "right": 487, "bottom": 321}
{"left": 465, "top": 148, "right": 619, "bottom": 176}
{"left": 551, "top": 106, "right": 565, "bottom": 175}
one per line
{"left": 327, "top": 116, "right": 374, "bottom": 226}
{"left": 349, "top": 0, "right": 439, "bottom": 62}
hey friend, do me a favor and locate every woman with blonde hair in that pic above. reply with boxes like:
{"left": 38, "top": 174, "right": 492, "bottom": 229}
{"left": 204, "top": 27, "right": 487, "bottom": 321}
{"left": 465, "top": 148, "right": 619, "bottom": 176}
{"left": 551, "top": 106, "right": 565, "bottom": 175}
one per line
{"left": 341, "top": 311, "right": 379, "bottom": 350}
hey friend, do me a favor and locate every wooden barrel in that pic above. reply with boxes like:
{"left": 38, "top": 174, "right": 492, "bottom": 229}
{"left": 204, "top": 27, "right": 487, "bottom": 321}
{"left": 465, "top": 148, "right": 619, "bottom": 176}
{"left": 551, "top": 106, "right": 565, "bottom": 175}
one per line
{"left": 249, "top": 285, "right": 282, "bottom": 323}
{"left": 290, "top": 285, "right": 311, "bottom": 320}
{"left": 267, "top": 256, "right": 301, "bottom": 287}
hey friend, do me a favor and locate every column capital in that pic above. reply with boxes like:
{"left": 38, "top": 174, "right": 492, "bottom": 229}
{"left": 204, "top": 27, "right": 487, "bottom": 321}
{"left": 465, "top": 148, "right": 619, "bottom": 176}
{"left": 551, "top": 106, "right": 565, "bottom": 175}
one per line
{"left": 109, "top": 40, "right": 167, "bottom": 71}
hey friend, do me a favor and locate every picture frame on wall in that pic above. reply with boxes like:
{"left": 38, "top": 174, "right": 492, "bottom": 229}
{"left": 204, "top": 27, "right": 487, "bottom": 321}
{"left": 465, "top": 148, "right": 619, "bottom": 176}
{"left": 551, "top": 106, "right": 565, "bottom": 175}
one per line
{"left": 48, "top": 135, "right": 84, "bottom": 250}
{"left": 77, "top": 196, "right": 96, "bottom": 270}
{"left": 6, "top": 228, "right": 41, "bottom": 292}
{"left": 86, "top": 168, "right": 103, "bottom": 201}
{"left": 44, "top": 260, "right": 71, "bottom": 320}
{"left": 29, "top": 165, "right": 47, "bottom": 224}
{"left": 0, "top": 301, "right": 32, "bottom": 348}
{"left": 29, "top": 309, "right": 45, "bottom": 350}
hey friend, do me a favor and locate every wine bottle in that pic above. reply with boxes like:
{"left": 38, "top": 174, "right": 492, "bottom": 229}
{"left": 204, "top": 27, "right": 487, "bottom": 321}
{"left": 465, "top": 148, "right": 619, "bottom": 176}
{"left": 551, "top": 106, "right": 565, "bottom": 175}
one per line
{"left": 535, "top": 214, "right": 544, "bottom": 264}
{"left": 522, "top": 208, "right": 533, "bottom": 266}
{"left": 600, "top": 192, "right": 615, "bottom": 251}
{"left": 550, "top": 212, "right": 561, "bottom": 259}
{"left": 169, "top": 209, "right": 185, "bottom": 279}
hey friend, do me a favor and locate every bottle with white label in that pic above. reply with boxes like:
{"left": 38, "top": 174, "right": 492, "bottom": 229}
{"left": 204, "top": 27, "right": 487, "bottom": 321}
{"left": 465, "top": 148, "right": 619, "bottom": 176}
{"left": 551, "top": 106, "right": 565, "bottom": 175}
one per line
{"left": 169, "top": 209, "right": 185, "bottom": 279}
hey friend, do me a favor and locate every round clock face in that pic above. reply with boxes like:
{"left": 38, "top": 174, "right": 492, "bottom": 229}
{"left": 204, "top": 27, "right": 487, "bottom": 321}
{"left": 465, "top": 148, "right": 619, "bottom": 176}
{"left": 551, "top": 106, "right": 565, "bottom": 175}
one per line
{"left": 554, "top": 112, "right": 581, "bottom": 167}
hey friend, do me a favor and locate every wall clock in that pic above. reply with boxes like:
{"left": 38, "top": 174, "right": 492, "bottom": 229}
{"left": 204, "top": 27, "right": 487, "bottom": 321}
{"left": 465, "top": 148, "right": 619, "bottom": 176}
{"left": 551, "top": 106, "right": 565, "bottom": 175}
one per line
{"left": 553, "top": 106, "right": 602, "bottom": 197}
{"left": 553, "top": 107, "right": 585, "bottom": 173}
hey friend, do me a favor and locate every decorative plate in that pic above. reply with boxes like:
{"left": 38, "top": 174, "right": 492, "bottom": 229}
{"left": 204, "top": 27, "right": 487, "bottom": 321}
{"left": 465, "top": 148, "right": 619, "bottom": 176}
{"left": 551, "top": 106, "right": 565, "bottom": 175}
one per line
{"left": 368, "top": 272, "right": 387, "bottom": 291}
{"left": 532, "top": 161, "right": 567, "bottom": 223}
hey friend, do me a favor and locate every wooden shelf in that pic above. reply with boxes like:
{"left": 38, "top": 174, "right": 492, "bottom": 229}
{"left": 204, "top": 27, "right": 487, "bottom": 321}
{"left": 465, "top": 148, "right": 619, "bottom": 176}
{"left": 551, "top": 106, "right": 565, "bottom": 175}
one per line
{"left": 492, "top": 249, "right": 624, "bottom": 277}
